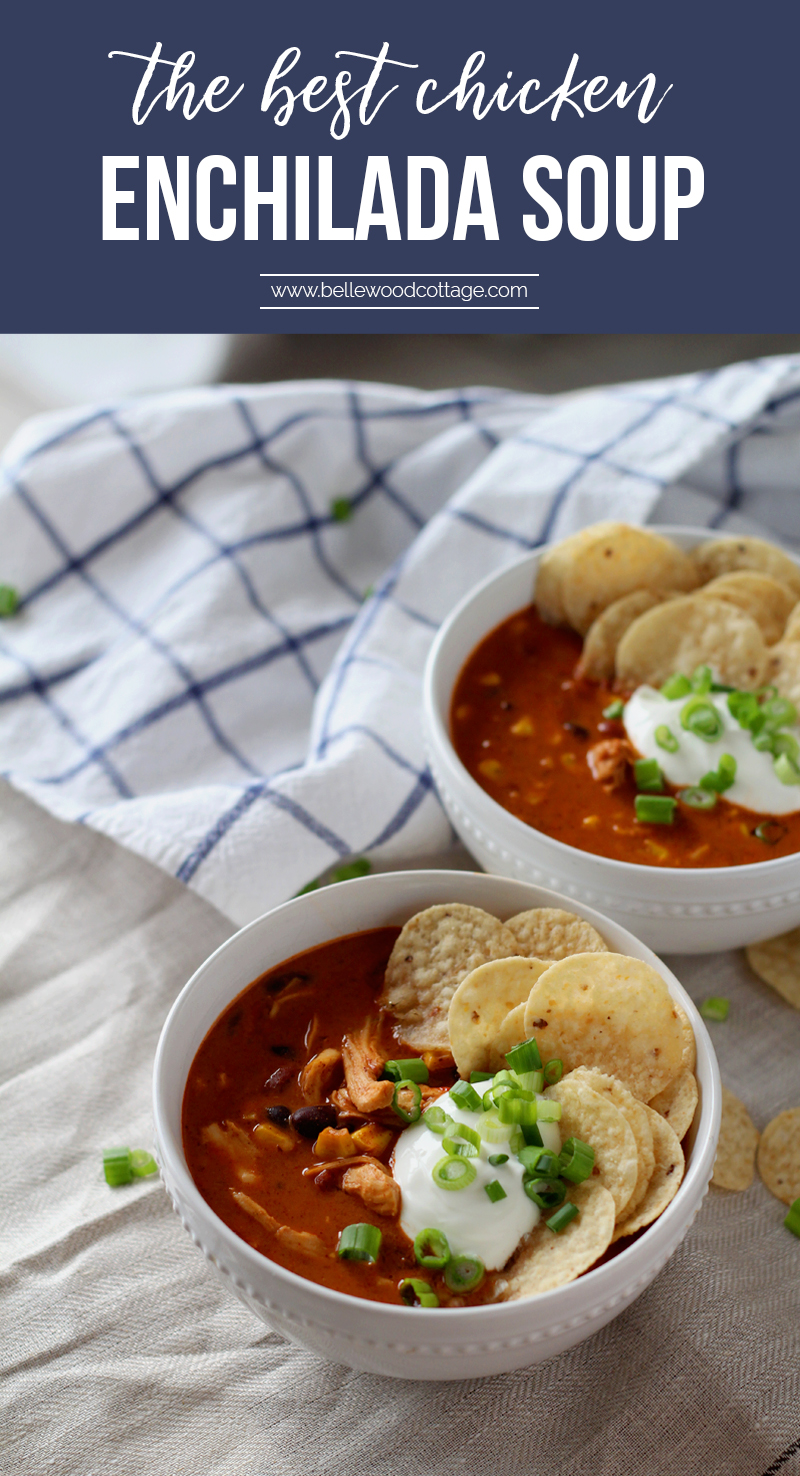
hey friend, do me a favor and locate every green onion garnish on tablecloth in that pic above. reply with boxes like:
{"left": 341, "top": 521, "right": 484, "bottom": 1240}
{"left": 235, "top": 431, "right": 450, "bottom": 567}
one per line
{"left": 130, "top": 1150, "right": 158, "bottom": 1178}
{"left": 0, "top": 585, "right": 20, "bottom": 618}
{"left": 330, "top": 496, "right": 353, "bottom": 522}
{"left": 784, "top": 1199, "right": 800, "bottom": 1238}
{"left": 635, "top": 794, "right": 677, "bottom": 824}
{"left": 399, "top": 1278, "right": 439, "bottom": 1307}
{"left": 444, "top": 1255, "right": 485, "bottom": 1292}
{"left": 103, "top": 1146, "right": 158, "bottom": 1186}
{"left": 413, "top": 1228, "right": 451, "bottom": 1268}
{"left": 699, "top": 997, "right": 730, "bottom": 1022}
{"left": 546, "top": 1202, "right": 581, "bottom": 1233}
{"left": 337, "top": 1223, "right": 382, "bottom": 1262}
{"left": 384, "top": 1057, "right": 429, "bottom": 1084}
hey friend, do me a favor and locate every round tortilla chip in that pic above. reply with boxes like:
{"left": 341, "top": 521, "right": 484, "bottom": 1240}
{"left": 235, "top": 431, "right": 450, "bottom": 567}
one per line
{"left": 535, "top": 524, "right": 620, "bottom": 627}
{"left": 676, "top": 1004, "right": 697, "bottom": 1073}
{"left": 505, "top": 908, "right": 608, "bottom": 962}
{"left": 544, "top": 1074, "right": 639, "bottom": 1218}
{"left": 649, "top": 1067, "right": 699, "bottom": 1143}
{"left": 712, "top": 1086, "right": 759, "bottom": 1192}
{"left": 567, "top": 1067, "right": 655, "bottom": 1218}
{"left": 757, "top": 1107, "right": 800, "bottom": 1205}
{"left": 615, "top": 594, "right": 769, "bottom": 691}
{"left": 491, "top": 1000, "right": 528, "bottom": 1070}
{"left": 381, "top": 905, "right": 518, "bottom": 1051}
{"left": 767, "top": 642, "right": 800, "bottom": 709}
{"left": 577, "top": 590, "right": 670, "bottom": 681}
{"left": 612, "top": 1108, "right": 684, "bottom": 1239}
{"left": 781, "top": 603, "right": 800, "bottom": 645}
{"left": 690, "top": 536, "right": 800, "bottom": 601}
{"left": 498, "top": 1181, "right": 616, "bottom": 1301}
{"left": 560, "top": 524, "right": 698, "bottom": 636}
{"left": 696, "top": 571, "right": 796, "bottom": 646}
{"left": 448, "top": 956, "right": 550, "bottom": 1079}
{"left": 523, "top": 952, "right": 685, "bottom": 1101}
{"left": 746, "top": 929, "right": 800, "bottom": 1011}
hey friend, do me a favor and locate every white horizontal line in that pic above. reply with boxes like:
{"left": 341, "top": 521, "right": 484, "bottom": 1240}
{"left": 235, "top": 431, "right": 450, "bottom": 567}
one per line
{"left": 259, "top": 272, "right": 539, "bottom": 278}
{"left": 260, "top": 306, "right": 540, "bottom": 310}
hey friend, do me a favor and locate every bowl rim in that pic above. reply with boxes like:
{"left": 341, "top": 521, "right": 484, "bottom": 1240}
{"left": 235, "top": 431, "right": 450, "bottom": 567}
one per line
{"left": 423, "top": 523, "right": 800, "bottom": 883}
{"left": 153, "top": 868, "right": 720, "bottom": 1327}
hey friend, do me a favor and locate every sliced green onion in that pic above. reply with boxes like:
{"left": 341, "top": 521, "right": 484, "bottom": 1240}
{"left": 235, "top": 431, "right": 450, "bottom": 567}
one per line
{"left": 499, "top": 1096, "right": 539, "bottom": 1126}
{"left": 384, "top": 1058, "right": 429, "bottom": 1084}
{"left": 505, "top": 1038, "right": 542, "bottom": 1074}
{"left": 699, "top": 996, "right": 729, "bottom": 1022}
{"left": 337, "top": 1223, "right": 382, "bottom": 1262}
{"left": 516, "top": 1069, "right": 544, "bottom": 1094}
{"left": 519, "top": 1146, "right": 560, "bottom": 1177}
{"left": 478, "top": 1109, "right": 512, "bottom": 1144}
{"left": 423, "top": 1104, "right": 450, "bottom": 1136}
{"left": 507, "top": 1125, "right": 525, "bottom": 1154}
{"left": 559, "top": 1138, "right": 595, "bottom": 1184}
{"left": 332, "top": 857, "right": 371, "bottom": 882}
{"left": 543, "top": 1058, "right": 563, "bottom": 1086}
{"left": 523, "top": 1177, "right": 567, "bottom": 1209}
{"left": 482, "top": 1085, "right": 518, "bottom": 1113}
{"left": 753, "top": 730, "right": 775, "bottom": 752}
{"left": 442, "top": 1136, "right": 479, "bottom": 1159}
{"left": 784, "top": 1198, "right": 800, "bottom": 1238}
{"left": 680, "top": 696, "right": 724, "bottom": 742}
{"left": 488, "top": 1153, "right": 509, "bottom": 1166}
{"left": 521, "top": 1122, "right": 544, "bottom": 1147}
{"left": 700, "top": 754, "right": 737, "bottom": 793}
{"left": 728, "top": 690, "right": 762, "bottom": 729}
{"left": 755, "top": 684, "right": 778, "bottom": 702}
{"left": 413, "top": 1228, "right": 451, "bottom": 1269}
{"left": 103, "top": 1147, "right": 133, "bottom": 1186}
{"left": 535, "top": 1099, "right": 562, "bottom": 1122}
{"left": 0, "top": 585, "right": 20, "bottom": 618}
{"left": 432, "top": 1156, "right": 477, "bottom": 1191}
{"left": 491, "top": 1069, "right": 520, "bottom": 1089}
{"left": 655, "top": 725, "right": 679, "bottom": 753}
{"left": 602, "top": 699, "right": 625, "bottom": 720}
{"left": 678, "top": 786, "right": 717, "bottom": 811}
{"left": 774, "top": 752, "right": 800, "bottom": 786}
{"left": 392, "top": 1079, "right": 422, "bottom": 1124}
{"left": 130, "top": 1150, "right": 158, "bottom": 1178}
{"left": 635, "top": 794, "right": 677, "bottom": 824}
{"left": 661, "top": 673, "right": 692, "bottom": 699}
{"left": 485, "top": 1179, "right": 507, "bottom": 1204}
{"left": 546, "top": 1202, "right": 580, "bottom": 1233}
{"left": 399, "top": 1277, "right": 439, "bottom": 1307}
{"left": 331, "top": 496, "right": 353, "bottom": 523}
{"left": 761, "top": 697, "right": 797, "bottom": 728}
{"left": 469, "top": 1071, "right": 494, "bottom": 1084}
{"left": 753, "top": 820, "right": 788, "bottom": 845}
{"left": 444, "top": 1254, "right": 485, "bottom": 1292}
{"left": 634, "top": 757, "right": 663, "bottom": 792}
{"left": 710, "top": 681, "right": 735, "bottom": 693}
{"left": 772, "top": 732, "right": 800, "bottom": 762}
{"left": 449, "top": 1079, "right": 482, "bottom": 1112}
{"left": 449, "top": 1121, "right": 482, "bottom": 1152}
{"left": 690, "top": 665, "right": 713, "bottom": 694}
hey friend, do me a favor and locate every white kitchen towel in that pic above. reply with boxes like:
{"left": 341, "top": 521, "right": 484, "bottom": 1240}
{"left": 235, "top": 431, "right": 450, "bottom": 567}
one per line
{"left": 1, "top": 360, "right": 800, "bottom": 924}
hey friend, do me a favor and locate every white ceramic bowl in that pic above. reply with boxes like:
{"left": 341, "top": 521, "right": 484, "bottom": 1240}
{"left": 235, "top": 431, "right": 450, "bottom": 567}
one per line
{"left": 153, "top": 869, "right": 720, "bottom": 1380}
{"left": 423, "top": 525, "right": 800, "bottom": 955}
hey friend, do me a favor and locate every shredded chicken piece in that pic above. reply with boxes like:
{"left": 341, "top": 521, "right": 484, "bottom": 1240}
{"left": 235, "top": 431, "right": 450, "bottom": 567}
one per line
{"left": 342, "top": 1022, "right": 395, "bottom": 1114}
{"left": 342, "top": 1160, "right": 401, "bottom": 1218}
{"left": 301, "top": 1153, "right": 383, "bottom": 1177}
{"left": 587, "top": 737, "right": 636, "bottom": 791}
{"left": 232, "top": 1191, "right": 329, "bottom": 1258}
{"left": 202, "top": 1120, "right": 258, "bottom": 1160}
{"left": 299, "top": 1048, "right": 343, "bottom": 1104}
{"left": 331, "top": 1083, "right": 446, "bottom": 1125}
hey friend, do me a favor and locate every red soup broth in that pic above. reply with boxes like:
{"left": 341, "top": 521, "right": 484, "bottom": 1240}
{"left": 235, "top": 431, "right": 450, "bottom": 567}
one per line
{"left": 449, "top": 604, "right": 800, "bottom": 869}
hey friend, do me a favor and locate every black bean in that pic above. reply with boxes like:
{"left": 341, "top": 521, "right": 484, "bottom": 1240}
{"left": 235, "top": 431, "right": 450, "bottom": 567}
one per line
{"left": 563, "top": 722, "right": 589, "bottom": 740}
{"left": 313, "top": 1170, "right": 336, "bottom": 1192}
{"left": 264, "top": 1065, "right": 295, "bottom": 1092}
{"left": 270, "top": 1044, "right": 294, "bottom": 1058}
{"left": 266, "top": 1105, "right": 291, "bottom": 1126}
{"left": 226, "top": 1009, "right": 243, "bottom": 1035}
{"left": 291, "top": 1104, "right": 337, "bottom": 1139}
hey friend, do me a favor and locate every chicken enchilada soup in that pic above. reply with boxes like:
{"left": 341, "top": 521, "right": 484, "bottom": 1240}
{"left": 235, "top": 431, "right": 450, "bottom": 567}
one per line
{"left": 183, "top": 903, "right": 695, "bottom": 1308}
{"left": 451, "top": 528, "right": 800, "bottom": 868}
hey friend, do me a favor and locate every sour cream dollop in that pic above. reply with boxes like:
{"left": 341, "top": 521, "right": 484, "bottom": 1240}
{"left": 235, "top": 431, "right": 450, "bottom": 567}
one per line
{"left": 624, "top": 686, "right": 800, "bottom": 815}
{"left": 392, "top": 1079, "right": 561, "bottom": 1270}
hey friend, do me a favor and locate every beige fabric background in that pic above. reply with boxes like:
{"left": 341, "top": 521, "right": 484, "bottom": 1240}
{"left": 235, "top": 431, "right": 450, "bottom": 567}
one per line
{"left": 1, "top": 779, "right": 799, "bottom": 1476}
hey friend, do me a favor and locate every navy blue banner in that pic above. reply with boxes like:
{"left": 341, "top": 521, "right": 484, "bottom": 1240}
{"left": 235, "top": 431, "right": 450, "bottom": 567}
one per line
{"left": 3, "top": 0, "right": 798, "bottom": 330}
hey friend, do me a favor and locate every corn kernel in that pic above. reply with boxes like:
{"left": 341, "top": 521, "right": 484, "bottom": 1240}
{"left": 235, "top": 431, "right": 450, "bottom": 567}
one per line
{"left": 351, "top": 1123, "right": 392, "bottom": 1155}
{"left": 479, "top": 672, "right": 502, "bottom": 687}
{"left": 643, "top": 839, "right": 669, "bottom": 861}
{"left": 560, "top": 752, "right": 576, "bottom": 768}
{"left": 582, "top": 814, "right": 600, "bottom": 828}
{"left": 455, "top": 704, "right": 471, "bottom": 720}
{"left": 510, "top": 716, "right": 534, "bottom": 736}
{"left": 478, "top": 759, "right": 503, "bottom": 781}
{"left": 253, "top": 1121, "right": 295, "bottom": 1152}
{"left": 313, "top": 1126, "right": 356, "bottom": 1159}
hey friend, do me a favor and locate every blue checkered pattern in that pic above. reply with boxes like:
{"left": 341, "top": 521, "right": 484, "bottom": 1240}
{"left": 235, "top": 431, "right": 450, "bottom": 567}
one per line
{"left": 1, "top": 362, "right": 800, "bottom": 923}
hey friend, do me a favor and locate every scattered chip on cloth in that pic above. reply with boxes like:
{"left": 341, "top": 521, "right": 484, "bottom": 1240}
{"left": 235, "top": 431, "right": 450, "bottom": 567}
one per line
{"left": 746, "top": 930, "right": 800, "bottom": 1010}
{"left": 712, "top": 1086, "right": 760, "bottom": 1191}
{"left": 757, "top": 1107, "right": 800, "bottom": 1205}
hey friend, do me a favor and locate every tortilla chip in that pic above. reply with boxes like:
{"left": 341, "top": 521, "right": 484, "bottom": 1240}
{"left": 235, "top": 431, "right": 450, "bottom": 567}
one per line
{"left": 676, "top": 1005, "right": 697, "bottom": 1073}
{"left": 649, "top": 1067, "right": 699, "bottom": 1143}
{"left": 381, "top": 905, "right": 518, "bottom": 1051}
{"left": 535, "top": 524, "right": 617, "bottom": 627}
{"left": 767, "top": 642, "right": 800, "bottom": 710}
{"left": 559, "top": 524, "right": 698, "bottom": 636}
{"left": 690, "top": 535, "right": 800, "bottom": 601}
{"left": 498, "top": 1181, "right": 616, "bottom": 1300}
{"left": 577, "top": 590, "right": 671, "bottom": 681}
{"left": 523, "top": 952, "right": 685, "bottom": 1101}
{"left": 544, "top": 1074, "right": 639, "bottom": 1218}
{"left": 781, "top": 603, "right": 800, "bottom": 645}
{"left": 696, "top": 571, "right": 796, "bottom": 646}
{"left": 448, "top": 956, "right": 549, "bottom": 1079}
{"left": 757, "top": 1107, "right": 800, "bottom": 1205}
{"left": 712, "top": 1086, "right": 759, "bottom": 1191}
{"left": 746, "top": 929, "right": 800, "bottom": 1011}
{"left": 615, "top": 594, "right": 769, "bottom": 691}
{"left": 505, "top": 908, "right": 608, "bottom": 962}
{"left": 491, "top": 1001, "right": 529, "bottom": 1070}
{"left": 612, "top": 1109, "right": 684, "bottom": 1239}
{"left": 567, "top": 1067, "right": 655, "bottom": 1217}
